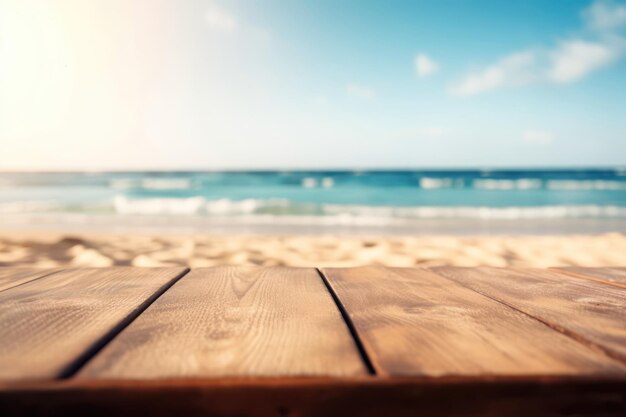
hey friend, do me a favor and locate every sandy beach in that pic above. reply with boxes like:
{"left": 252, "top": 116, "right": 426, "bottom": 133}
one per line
{"left": 1, "top": 231, "right": 624, "bottom": 268}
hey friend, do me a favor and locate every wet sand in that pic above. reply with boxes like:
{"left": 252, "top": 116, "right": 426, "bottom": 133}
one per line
{"left": 0, "top": 231, "right": 624, "bottom": 268}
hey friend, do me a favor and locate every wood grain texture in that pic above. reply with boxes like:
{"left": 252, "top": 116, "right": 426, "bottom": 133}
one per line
{"left": 0, "top": 267, "right": 187, "bottom": 381}
{"left": 0, "top": 268, "right": 60, "bottom": 292}
{"left": 433, "top": 267, "right": 626, "bottom": 365}
{"left": 78, "top": 267, "right": 367, "bottom": 378}
{"left": 322, "top": 267, "right": 624, "bottom": 377}
{"left": 553, "top": 267, "right": 626, "bottom": 289}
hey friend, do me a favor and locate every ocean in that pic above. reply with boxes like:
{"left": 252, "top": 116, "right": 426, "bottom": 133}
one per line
{"left": 1, "top": 169, "right": 626, "bottom": 234}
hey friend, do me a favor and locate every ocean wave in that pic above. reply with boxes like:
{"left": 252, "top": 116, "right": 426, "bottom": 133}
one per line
{"left": 322, "top": 204, "right": 626, "bottom": 219}
{"left": 546, "top": 180, "right": 626, "bottom": 190}
{"left": 112, "top": 196, "right": 293, "bottom": 216}
{"left": 113, "top": 195, "right": 205, "bottom": 215}
{"left": 301, "top": 177, "right": 335, "bottom": 188}
{"left": 301, "top": 177, "right": 317, "bottom": 188}
{"left": 418, "top": 177, "right": 545, "bottom": 190}
{"left": 110, "top": 197, "right": 626, "bottom": 219}
{"left": 473, "top": 179, "right": 542, "bottom": 190}
{"left": 110, "top": 178, "right": 194, "bottom": 190}
{"left": 3, "top": 195, "right": 626, "bottom": 220}
{"left": 321, "top": 177, "right": 334, "bottom": 188}
{"left": 419, "top": 177, "right": 457, "bottom": 189}
{"left": 415, "top": 178, "right": 626, "bottom": 190}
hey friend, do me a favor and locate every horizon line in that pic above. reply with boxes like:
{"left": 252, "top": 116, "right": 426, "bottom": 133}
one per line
{"left": 1, "top": 165, "right": 625, "bottom": 174}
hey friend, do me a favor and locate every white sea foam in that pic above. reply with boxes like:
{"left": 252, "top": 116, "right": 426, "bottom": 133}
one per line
{"left": 322, "top": 204, "right": 626, "bottom": 219}
{"left": 517, "top": 179, "right": 542, "bottom": 189}
{"left": 205, "top": 198, "right": 267, "bottom": 215}
{"left": 473, "top": 179, "right": 542, "bottom": 190}
{"left": 141, "top": 178, "right": 194, "bottom": 190}
{"left": 417, "top": 177, "right": 545, "bottom": 190}
{"left": 301, "top": 177, "right": 318, "bottom": 188}
{"left": 113, "top": 195, "right": 205, "bottom": 215}
{"left": 110, "top": 178, "right": 194, "bottom": 190}
{"left": 546, "top": 180, "right": 626, "bottom": 190}
{"left": 107, "top": 197, "right": 626, "bottom": 219}
{"left": 302, "top": 177, "right": 334, "bottom": 188}
{"left": 419, "top": 177, "right": 455, "bottom": 189}
{"left": 112, "top": 196, "right": 292, "bottom": 216}
{"left": 321, "top": 177, "right": 334, "bottom": 188}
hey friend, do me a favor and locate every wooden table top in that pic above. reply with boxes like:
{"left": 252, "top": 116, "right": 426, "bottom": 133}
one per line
{"left": 0, "top": 266, "right": 624, "bottom": 416}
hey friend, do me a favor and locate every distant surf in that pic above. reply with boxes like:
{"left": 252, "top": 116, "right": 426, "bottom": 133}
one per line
{"left": 1, "top": 169, "right": 625, "bottom": 234}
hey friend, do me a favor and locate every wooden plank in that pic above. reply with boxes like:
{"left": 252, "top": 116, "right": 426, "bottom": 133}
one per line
{"left": 553, "top": 267, "right": 626, "bottom": 289}
{"left": 433, "top": 267, "right": 626, "bottom": 365}
{"left": 321, "top": 267, "right": 623, "bottom": 377}
{"left": 1, "top": 378, "right": 626, "bottom": 417}
{"left": 0, "top": 268, "right": 60, "bottom": 292}
{"left": 78, "top": 267, "right": 367, "bottom": 378}
{"left": 0, "top": 267, "right": 187, "bottom": 381}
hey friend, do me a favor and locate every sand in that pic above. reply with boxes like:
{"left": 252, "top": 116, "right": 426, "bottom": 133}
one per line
{"left": 0, "top": 231, "right": 625, "bottom": 268}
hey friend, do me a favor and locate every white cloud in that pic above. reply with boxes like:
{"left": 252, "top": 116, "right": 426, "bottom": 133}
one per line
{"left": 414, "top": 53, "right": 439, "bottom": 77}
{"left": 522, "top": 130, "right": 554, "bottom": 145}
{"left": 451, "top": 52, "right": 537, "bottom": 96}
{"left": 346, "top": 83, "right": 375, "bottom": 99}
{"left": 451, "top": 0, "right": 626, "bottom": 96}
{"left": 583, "top": 0, "right": 626, "bottom": 31}
{"left": 548, "top": 39, "right": 620, "bottom": 83}
{"left": 205, "top": 3, "right": 238, "bottom": 32}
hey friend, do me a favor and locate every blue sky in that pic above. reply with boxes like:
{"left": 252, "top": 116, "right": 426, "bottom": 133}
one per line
{"left": 1, "top": 0, "right": 625, "bottom": 170}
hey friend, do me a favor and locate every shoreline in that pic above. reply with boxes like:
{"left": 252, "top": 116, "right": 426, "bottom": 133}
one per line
{"left": 1, "top": 230, "right": 624, "bottom": 269}
{"left": 2, "top": 213, "right": 626, "bottom": 236}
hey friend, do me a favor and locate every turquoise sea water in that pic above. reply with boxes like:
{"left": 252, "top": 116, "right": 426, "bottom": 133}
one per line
{"left": 1, "top": 169, "right": 626, "bottom": 233}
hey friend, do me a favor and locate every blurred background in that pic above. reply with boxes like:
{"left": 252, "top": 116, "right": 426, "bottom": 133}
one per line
{"left": 1, "top": 0, "right": 625, "bottom": 268}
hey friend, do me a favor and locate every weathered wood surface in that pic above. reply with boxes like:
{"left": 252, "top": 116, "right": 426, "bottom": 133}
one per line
{"left": 554, "top": 267, "right": 626, "bottom": 288}
{"left": 0, "top": 268, "right": 59, "bottom": 292}
{"left": 433, "top": 267, "right": 626, "bottom": 365}
{"left": 0, "top": 266, "right": 624, "bottom": 416}
{"left": 321, "top": 267, "right": 624, "bottom": 376}
{"left": 1, "top": 378, "right": 625, "bottom": 417}
{"left": 78, "top": 267, "right": 366, "bottom": 378}
{"left": 0, "top": 267, "right": 187, "bottom": 380}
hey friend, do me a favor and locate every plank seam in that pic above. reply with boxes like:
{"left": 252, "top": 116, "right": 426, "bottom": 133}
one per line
{"left": 431, "top": 269, "right": 626, "bottom": 367}
{"left": 316, "top": 268, "right": 377, "bottom": 376}
{"left": 0, "top": 269, "right": 65, "bottom": 293}
{"left": 549, "top": 268, "right": 626, "bottom": 291}
{"left": 57, "top": 268, "right": 191, "bottom": 379}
